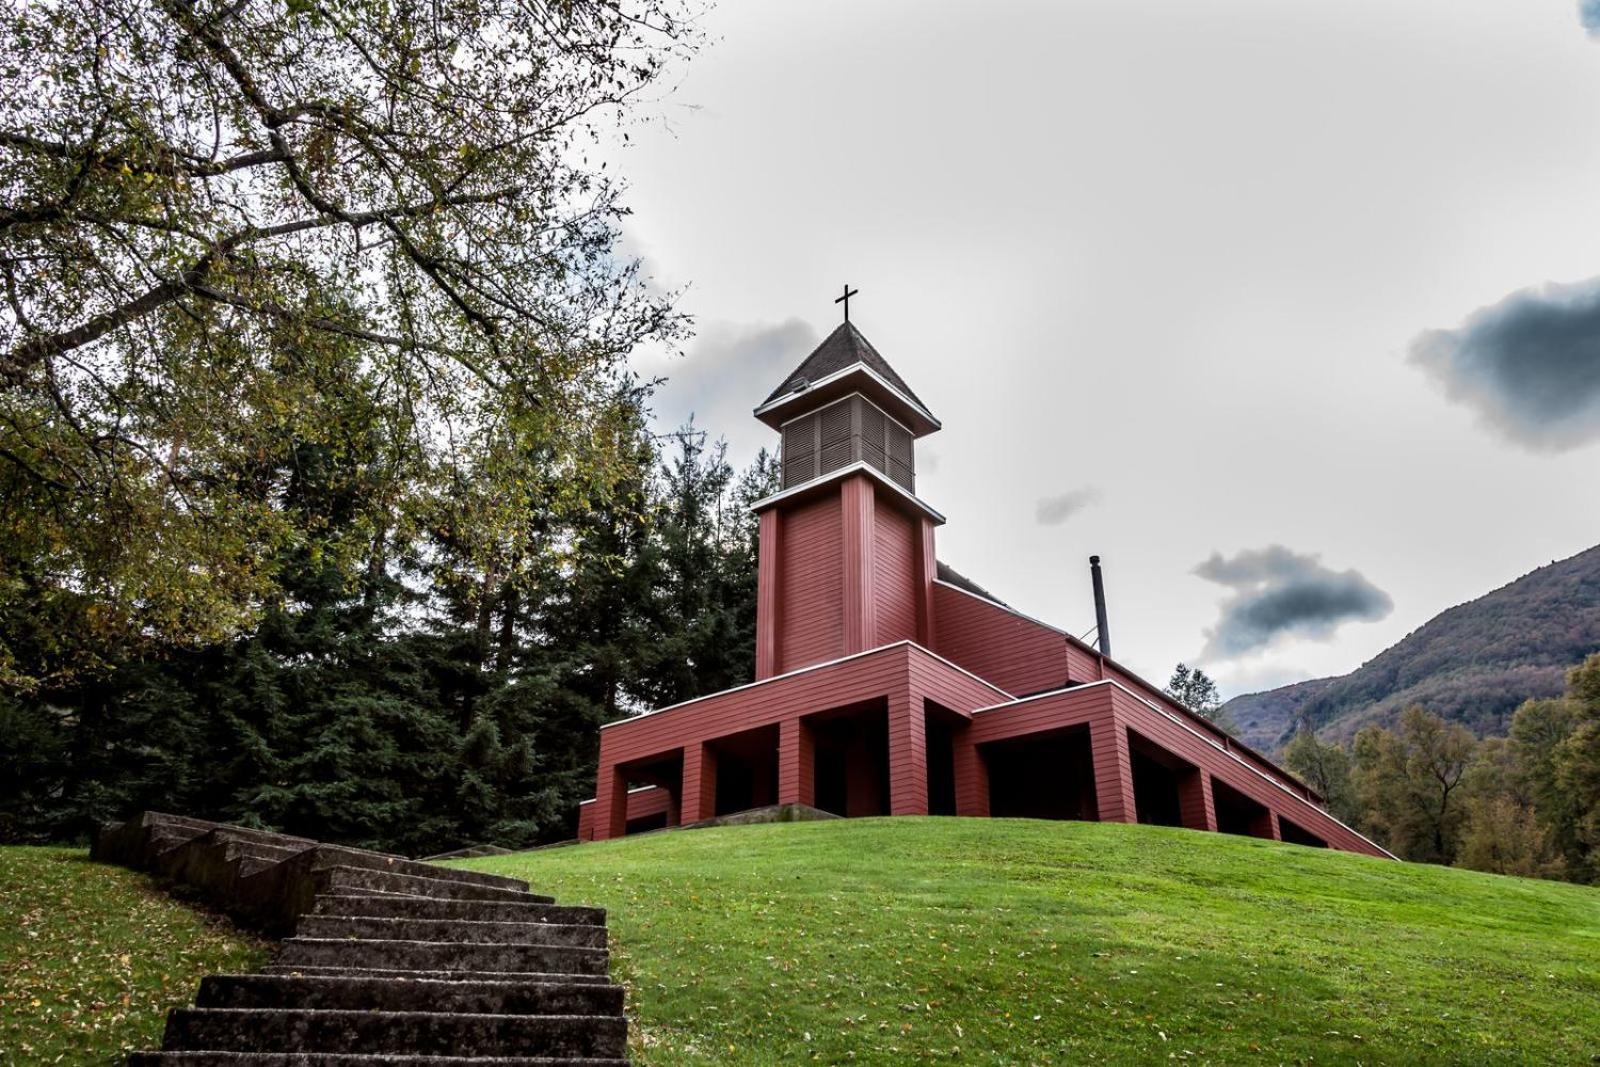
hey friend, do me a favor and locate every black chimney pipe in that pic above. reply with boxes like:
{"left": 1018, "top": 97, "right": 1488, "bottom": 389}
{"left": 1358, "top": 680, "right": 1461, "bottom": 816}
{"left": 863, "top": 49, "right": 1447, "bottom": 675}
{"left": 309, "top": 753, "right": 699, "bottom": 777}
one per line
{"left": 1090, "top": 555, "right": 1111, "bottom": 659}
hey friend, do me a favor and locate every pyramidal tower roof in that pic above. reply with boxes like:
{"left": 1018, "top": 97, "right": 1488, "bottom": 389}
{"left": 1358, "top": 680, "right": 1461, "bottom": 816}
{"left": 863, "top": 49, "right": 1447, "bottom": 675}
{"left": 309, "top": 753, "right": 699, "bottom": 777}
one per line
{"left": 762, "top": 322, "right": 928, "bottom": 409}
{"left": 755, "top": 322, "right": 939, "bottom": 435}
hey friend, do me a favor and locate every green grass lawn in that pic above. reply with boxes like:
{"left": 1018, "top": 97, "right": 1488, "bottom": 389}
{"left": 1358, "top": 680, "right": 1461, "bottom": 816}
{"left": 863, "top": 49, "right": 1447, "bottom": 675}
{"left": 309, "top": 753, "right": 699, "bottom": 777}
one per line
{"left": 460, "top": 818, "right": 1600, "bottom": 1066}
{"left": 0, "top": 847, "right": 267, "bottom": 1065}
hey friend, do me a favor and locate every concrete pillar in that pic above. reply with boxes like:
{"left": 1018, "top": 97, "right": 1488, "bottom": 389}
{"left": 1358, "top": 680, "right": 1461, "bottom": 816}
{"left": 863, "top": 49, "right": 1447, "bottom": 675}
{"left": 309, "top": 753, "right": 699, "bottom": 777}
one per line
{"left": 952, "top": 728, "right": 989, "bottom": 817}
{"left": 595, "top": 761, "right": 628, "bottom": 841}
{"left": 1178, "top": 769, "right": 1217, "bottom": 832}
{"left": 681, "top": 742, "right": 717, "bottom": 825}
{"left": 888, "top": 692, "right": 929, "bottom": 816}
{"left": 1090, "top": 719, "right": 1135, "bottom": 823}
{"left": 778, "top": 718, "right": 815, "bottom": 807}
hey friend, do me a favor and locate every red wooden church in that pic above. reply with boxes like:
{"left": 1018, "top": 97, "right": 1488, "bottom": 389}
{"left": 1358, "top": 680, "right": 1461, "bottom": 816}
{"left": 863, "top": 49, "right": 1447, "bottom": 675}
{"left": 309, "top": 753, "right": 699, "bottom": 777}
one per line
{"left": 578, "top": 320, "right": 1390, "bottom": 858}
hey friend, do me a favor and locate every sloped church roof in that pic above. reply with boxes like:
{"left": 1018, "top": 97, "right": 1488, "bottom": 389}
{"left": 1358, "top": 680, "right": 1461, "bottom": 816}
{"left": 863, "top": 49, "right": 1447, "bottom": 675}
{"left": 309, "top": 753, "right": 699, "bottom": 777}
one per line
{"left": 762, "top": 321, "right": 930, "bottom": 412}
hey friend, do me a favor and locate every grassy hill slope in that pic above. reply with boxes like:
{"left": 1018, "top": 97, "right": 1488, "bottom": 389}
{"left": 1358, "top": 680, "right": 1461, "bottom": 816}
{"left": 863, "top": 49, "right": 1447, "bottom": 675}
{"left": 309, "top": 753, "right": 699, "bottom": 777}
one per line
{"left": 461, "top": 818, "right": 1599, "bottom": 1066}
{"left": 1221, "top": 543, "right": 1600, "bottom": 749}
{"left": 0, "top": 847, "right": 267, "bottom": 1063}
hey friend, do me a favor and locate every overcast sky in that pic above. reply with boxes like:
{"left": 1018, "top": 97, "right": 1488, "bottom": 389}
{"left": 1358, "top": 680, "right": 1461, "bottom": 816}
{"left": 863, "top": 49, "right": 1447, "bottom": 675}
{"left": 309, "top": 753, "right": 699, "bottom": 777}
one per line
{"left": 611, "top": 0, "right": 1600, "bottom": 699}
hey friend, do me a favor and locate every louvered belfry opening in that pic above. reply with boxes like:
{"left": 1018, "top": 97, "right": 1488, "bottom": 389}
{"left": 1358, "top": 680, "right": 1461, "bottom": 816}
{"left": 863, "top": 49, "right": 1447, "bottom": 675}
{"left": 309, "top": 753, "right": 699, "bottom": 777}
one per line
{"left": 779, "top": 393, "right": 916, "bottom": 492}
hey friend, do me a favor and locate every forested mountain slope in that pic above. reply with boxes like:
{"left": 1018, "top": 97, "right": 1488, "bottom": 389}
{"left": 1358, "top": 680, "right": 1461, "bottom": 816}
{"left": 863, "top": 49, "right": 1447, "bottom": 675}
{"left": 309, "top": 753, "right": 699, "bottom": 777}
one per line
{"left": 1225, "top": 676, "right": 1339, "bottom": 753}
{"left": 1221, "top": 543, "right": 1600, "bottom": 748}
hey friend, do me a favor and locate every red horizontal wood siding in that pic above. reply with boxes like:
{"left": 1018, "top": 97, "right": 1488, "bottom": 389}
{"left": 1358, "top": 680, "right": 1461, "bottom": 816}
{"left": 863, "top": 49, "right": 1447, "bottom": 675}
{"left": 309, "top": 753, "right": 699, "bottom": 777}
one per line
{"left": 964, "top": 683, "right": 1388, "bottom": 857}
{"left": 872, "top": 499, "right": 918, "bottom": 647}
{"left": 591, "top": 643, "right": 1008, "bottom": 840}
{"left": 778, "top": 493, "right": 844, "bottom": 673}
{"left": 1096, "top": 658, "right": 1316, "bottom": 802}
{"left": 1064, "top": 640, "right": 1102, "bottom": 682}
{"left": 1104, "top": 686, "right": 1386, "bottom": 856}
{"left": 932, "top": 584, "right": 1069, "bottom": 696}
{"left": 755, "top": 509, "right": 781, "bottom": 680}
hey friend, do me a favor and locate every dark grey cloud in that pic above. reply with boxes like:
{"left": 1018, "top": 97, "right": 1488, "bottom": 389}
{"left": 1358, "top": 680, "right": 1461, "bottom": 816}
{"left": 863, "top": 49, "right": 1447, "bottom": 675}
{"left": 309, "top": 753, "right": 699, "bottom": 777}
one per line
{"left": 1035, "top": 486, "right": 1102, "bottom": 526}
{"left": 1409, "top": 278, "right": 1600, "bottom": 451}
{"left": 1195, "top": 545, "right": 1393, "bottom": 659}
{"left": 648, "top": 319, "right": 819, "bottom": 459}
{"left": 1583, "top": 0, "right": 1600, "bottom": 35}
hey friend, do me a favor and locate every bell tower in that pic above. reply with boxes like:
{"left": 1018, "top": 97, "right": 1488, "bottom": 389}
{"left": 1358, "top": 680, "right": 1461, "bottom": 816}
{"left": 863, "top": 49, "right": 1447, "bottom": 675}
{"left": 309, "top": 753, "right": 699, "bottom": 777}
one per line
{"left": 751, "top": 321, "right": 944, "bottom": 679}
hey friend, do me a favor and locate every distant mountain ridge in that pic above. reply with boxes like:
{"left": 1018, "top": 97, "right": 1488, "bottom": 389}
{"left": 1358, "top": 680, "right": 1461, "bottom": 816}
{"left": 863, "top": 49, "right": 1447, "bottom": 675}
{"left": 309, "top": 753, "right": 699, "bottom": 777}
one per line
{"left": 1223, "top": 543, "right": 1600, "bottom": 752}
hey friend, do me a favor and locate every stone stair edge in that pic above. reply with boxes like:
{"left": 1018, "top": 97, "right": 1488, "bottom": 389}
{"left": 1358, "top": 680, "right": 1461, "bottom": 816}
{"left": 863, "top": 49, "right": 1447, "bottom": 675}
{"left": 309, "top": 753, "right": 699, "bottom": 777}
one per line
{"left": 314, "top": 865, "right": 547, "bottom": 902}
{"left": 260, "top": 966, "right": 611, "bottom": 984}
{"left": 127, "top": 1055, "right": 628, "bottom": 1066}
{"left": 161, "top": 1007, "right": 627, "bottom": 1057}
{"left": 199, "top": 973, "right": 621, "bottom": 992}
{"left": 94, "top": 811, "right": 627, "bottom": 1064}
{"left": 123, "top": 811, "right": 531, "bottom": 893}
{"left": 169, "top": 1008, "right": 621, "bottom": 1022}
{"left": 308, "top": 894, "right": 596, "bottom": 923}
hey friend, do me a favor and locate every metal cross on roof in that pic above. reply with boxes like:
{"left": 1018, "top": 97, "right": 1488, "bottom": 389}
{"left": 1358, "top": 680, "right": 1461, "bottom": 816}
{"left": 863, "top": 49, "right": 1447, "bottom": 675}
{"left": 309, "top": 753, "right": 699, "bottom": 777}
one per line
{"left": 835, "top": 283, "right": 859, "bottom": 322}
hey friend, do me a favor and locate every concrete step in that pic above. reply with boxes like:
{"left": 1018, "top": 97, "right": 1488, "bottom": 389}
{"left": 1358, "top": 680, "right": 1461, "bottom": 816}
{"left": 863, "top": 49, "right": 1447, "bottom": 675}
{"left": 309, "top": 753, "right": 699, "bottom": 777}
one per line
{"left": 229, "top": 839, "right": 310, "bottom": 863}
{"left": 295, "top": 915, "right": 606, "bottom": 950}
{"left": 317, "top": 866, "right": 549, "bottom": 904}
{"left": 277, "top": 938, "right": 607, "bottom": 977}
{"left": 238, "top": 854, "right": 283, "bottom": 878}
{"left": 147, "top": 828, "right": 207, "bottom": 862}
{"left": 152, "top": 833, "right": 320, "bottom": 901}
{"left": 162, "top": 1008, "right": 627, "bottom": 1058}
{"left": 128, "top": 1053, "right": 627, "bottom": 1066}
{"left": 93, "top": 814, "right": 206, "bottom": 867}
{"left": 143, "top": 812, "right": 253, "bottom": 834}
{"left": 309, "top": 847, "right": 529, "bottom": 894}
{"left": 312, "top": 894, "right": 603, "bottom": 928}
{"left": 188, "top": 822, "right": 319, "bottom": 850}
{"left": 117, "top": 812, "right": 525, "bottom": 895}
{"left": 196, "top": 974, "right": 624, "bottom": 1016}
{"left": 261, "top": 965, "right": 610, "bottom": 985}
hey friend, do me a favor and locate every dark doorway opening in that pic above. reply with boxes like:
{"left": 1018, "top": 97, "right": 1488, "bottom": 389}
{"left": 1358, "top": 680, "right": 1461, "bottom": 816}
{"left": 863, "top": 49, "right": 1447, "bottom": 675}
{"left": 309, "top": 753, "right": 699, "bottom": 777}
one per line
{"left": 810, "top": 701, "right": 890, "bottom": 818}
{"left": 619, "top": 751, "right": 684, "bottom": 836}
{"left": 625, "top": 809, "right": 669, "bottom": 835}
{"left": 1278, "top": 816, "right": 1328, "bottom": 848}
{"left": 709, "top": 725, "right": 779, "bottom": 817}
{"left": 1127, "top": 729, "right": 1197, "bottom": 828}
{"left": 983, "top": 725, "right": 1099, "bottom": 820}
{"left": 1212, "top": 777, "right": 1273, "bottom": 838}
{"left": 925, "top": 704, "right": 961, "bottom": 817}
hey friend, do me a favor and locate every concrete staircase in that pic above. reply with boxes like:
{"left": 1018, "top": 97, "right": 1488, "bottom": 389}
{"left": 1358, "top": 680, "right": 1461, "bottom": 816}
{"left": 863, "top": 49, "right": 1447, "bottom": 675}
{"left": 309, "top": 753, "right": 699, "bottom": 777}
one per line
{"left": 94, "top": 812, "right": 628, "bottom": 1066}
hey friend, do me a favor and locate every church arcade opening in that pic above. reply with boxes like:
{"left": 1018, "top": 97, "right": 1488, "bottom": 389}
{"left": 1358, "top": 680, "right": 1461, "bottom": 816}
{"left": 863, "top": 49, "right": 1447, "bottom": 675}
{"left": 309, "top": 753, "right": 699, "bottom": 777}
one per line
{"left": 809, "top": 700, "right": 890, "bottom": 818}
{"left": 1128, "top": 731, "right": 1185, "bottom": 828}
{"left": 708, "top": 724, "right": 779, "bottom": 818}
{"left": 924, "top": 703, "right": 962, "bottom": 817}
{"left": 982, "top": 725, "right": 1099, "bottom": 820}
{"left": 619, "top": 750, "right": 683, "bottom": 835}
{"left": 1212, "top": 776, "right": 1275, "bottom": 839}
{"left": 1279, "top": 815, "right": 1328, "bottom": 848}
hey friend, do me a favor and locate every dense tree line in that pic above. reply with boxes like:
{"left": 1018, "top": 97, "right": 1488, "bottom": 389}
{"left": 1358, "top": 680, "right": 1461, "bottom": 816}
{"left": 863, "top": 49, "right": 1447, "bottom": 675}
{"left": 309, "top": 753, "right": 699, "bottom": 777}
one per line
{"left": 0, "top": 0, "right": 741, "bottom": 853}
{"left": 0, "top": 404, "right": 775, "bottom": 853}
{"left": 1285, "top": 653, "right": 1600, "bottom": 884}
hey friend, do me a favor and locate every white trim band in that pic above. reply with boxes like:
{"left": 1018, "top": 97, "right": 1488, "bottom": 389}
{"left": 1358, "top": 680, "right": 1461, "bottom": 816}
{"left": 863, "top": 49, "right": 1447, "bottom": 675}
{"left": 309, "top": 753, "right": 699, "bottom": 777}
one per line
{"left": 598, "top": 639, "right": 1012, "bottom": 731}
{"left": 754, "top": 361, "right": 941, "bottom": 432}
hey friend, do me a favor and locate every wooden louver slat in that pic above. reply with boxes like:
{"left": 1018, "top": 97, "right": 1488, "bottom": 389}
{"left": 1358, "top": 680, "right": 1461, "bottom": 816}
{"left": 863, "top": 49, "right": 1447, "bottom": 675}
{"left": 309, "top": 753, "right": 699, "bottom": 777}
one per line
{"left": 778, "top": 394, "right": 915, "bottom": 493}
{"left": 819, "top": 401, "right": 853, "bottom": 476}
{"left": 781, "top": 411, "right": 818, "bottom": 488}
